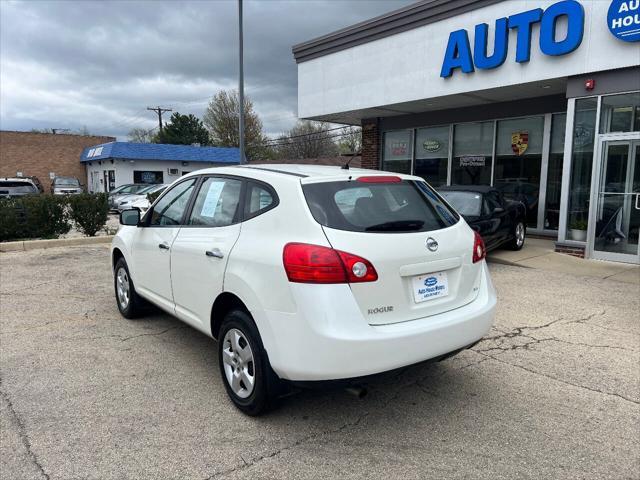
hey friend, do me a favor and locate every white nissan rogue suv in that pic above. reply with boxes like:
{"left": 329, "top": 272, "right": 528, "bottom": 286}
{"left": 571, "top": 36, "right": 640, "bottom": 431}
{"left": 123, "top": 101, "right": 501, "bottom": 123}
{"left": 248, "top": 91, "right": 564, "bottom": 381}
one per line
{"left": 112, "top": 165, "right": 496, "bottom": 415}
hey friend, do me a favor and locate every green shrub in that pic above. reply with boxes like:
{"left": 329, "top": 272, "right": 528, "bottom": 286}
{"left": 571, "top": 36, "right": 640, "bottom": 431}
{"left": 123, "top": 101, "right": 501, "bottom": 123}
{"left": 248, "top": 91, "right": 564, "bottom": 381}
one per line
{"left": 0, "top": 195, "right": 70, "bottom": 241}
{"left": 67, "top": 193, "right": 109, "bottom": 237}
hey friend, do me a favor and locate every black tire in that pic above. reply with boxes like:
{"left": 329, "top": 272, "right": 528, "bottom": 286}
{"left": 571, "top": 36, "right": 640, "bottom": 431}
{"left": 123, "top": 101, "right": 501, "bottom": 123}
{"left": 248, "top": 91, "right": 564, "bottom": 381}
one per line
{"left": 506, "top": 220, "right": 526, "bottom": 251}
{"left": 218, "top": 309, "right": 281, "bottom": 416}
{"left": 114, "top": 257, "right": 145, "bottom": 319}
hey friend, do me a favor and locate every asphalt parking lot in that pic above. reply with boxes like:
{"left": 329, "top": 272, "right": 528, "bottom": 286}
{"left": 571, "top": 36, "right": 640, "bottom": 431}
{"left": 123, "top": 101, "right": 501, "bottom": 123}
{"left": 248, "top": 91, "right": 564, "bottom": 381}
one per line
{"left": 1, "top": 245, "right": 638, "bottom": 480}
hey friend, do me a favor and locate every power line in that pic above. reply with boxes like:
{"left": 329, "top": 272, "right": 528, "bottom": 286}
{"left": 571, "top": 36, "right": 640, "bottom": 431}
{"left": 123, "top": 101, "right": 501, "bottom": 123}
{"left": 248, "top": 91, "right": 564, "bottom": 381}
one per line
{"left": 146, "top": 106, "right": 173, "bottom": 134}
{"left": 251, "top": 129, "right": 360, "bottom": 148}
{"left": 260, "top": 126, "right": 360, "bottom": 146}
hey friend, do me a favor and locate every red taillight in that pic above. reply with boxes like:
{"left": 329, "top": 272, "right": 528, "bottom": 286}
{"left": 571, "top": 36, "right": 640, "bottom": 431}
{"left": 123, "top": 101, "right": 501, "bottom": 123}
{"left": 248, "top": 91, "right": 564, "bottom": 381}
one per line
{"left": 283, "top": 243, "right": 378, "bottom": 284}
{"left": 336, "top": 250, "right": 378, "bottom": 283}
{"left": 472, "top": 231, "right": 486, "bottom": 263}
{"left": 356, "top": 176, "right": 401, "bottom": 183}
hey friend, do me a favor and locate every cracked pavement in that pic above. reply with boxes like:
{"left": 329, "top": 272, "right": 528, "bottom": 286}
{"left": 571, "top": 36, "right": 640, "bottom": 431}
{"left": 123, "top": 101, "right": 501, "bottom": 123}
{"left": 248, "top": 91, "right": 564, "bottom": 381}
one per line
{"left": 1, "top": 245, "right": 639, "bottom": 479}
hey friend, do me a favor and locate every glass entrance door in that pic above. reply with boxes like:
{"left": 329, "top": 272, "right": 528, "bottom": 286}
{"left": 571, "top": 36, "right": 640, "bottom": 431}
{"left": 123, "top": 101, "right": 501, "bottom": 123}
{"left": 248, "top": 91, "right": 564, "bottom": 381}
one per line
{"left": 589, "top": 138, "right": 640, "bottom": 264}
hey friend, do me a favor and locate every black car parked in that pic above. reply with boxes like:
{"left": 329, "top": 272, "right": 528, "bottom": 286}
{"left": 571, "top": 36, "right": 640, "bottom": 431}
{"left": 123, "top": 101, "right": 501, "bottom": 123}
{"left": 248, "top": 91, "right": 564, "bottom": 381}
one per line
{"left": 438, "top": 185, "right": 527, "bottom": 252}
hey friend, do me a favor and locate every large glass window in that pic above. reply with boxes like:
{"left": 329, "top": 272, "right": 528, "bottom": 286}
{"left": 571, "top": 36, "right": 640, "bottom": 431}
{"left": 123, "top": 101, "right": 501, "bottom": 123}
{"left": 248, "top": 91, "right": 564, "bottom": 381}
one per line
{"left": 599, "top": 92, "right": 640, "bottom": 133}
{"left": 382, "top": 130, "right": 412, "bottom": 174}
{"left": 544, "top": 113, "right": 566, "bottom": 230}
{"left": 494, "top": 116, "right": 544, "bottom": 228}
{"left": 452, "top": 122, "right": 494, "bottom": 185}
{"left": 133, "top": 170, "right": 164, "bottom": 184}
{"left": 414, "top": 126, "right": 449, "bottom": 187}
{"left": 566, "top": 98, "right": 598, "bottom": 241}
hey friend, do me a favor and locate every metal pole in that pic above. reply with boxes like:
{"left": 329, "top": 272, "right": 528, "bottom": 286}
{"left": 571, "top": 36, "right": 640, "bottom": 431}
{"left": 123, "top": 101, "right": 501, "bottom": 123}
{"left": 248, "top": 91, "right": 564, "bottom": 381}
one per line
{"left": 238, "top": 0, "right": 246, "bottom": 164}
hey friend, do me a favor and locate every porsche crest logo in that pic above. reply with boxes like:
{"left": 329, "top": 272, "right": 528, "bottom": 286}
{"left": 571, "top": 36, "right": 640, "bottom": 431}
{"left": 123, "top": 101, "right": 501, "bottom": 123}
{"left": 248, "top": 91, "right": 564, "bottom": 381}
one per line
{"left": 511, "top": 131, "right": 529, "bottom": 156}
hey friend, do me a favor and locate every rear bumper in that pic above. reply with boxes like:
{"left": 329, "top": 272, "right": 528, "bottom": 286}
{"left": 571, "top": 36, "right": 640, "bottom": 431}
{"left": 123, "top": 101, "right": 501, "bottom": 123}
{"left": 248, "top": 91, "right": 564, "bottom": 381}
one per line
{"left": 257, "top": 261, "right": 496, "bottom": 381}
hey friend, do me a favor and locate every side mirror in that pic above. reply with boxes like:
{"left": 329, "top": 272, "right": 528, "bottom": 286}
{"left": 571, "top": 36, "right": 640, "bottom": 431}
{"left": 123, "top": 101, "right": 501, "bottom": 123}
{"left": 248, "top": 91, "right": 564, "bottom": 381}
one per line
{"left": 120, "top": 209, "right": 140, "bottom": 226}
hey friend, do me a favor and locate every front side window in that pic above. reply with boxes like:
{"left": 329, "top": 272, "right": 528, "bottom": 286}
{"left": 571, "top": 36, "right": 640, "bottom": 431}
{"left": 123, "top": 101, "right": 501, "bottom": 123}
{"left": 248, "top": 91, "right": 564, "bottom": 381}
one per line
{"left": 303, "top": 180, "right": 458, "bottom": 233}
{"left": 149, "top": 179, "right": 196, "bottom": 226}
{"left": 188, "top": 177, "right": 242, "bottom": 227}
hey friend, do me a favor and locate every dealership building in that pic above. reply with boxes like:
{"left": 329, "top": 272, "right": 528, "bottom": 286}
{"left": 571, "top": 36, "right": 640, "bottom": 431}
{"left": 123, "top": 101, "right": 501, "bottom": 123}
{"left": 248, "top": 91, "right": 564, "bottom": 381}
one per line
{"left": 293, "top": 0, "right": 640, "bottom": 263}
{"left": 81, "top": 142, "right": 240, "bottom": 193}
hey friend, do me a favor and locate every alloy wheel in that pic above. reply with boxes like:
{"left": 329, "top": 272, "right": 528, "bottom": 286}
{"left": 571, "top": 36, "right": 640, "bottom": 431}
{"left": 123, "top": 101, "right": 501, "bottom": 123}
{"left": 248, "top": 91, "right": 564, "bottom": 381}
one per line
{"left": 222, "top": 328, "right": 256, "bottom": 399}
{"left": 116, "top": 267, "right": 130, "bottom": 310}
{"left": 516, "top": 223, "right": 525, "bottom": 247}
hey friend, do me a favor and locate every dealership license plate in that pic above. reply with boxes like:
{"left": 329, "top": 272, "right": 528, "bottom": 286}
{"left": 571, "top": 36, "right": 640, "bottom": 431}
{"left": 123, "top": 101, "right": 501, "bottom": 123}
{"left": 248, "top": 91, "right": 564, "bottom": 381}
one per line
{"left": 412, "top": 271, "right": 449, "bottom": 303}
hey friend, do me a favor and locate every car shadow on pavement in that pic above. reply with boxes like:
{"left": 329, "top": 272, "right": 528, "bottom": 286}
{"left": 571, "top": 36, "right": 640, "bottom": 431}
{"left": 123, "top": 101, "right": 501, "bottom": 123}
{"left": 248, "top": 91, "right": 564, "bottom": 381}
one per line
{"left": 126, "top": 307, "right": 480, "bottom": 418}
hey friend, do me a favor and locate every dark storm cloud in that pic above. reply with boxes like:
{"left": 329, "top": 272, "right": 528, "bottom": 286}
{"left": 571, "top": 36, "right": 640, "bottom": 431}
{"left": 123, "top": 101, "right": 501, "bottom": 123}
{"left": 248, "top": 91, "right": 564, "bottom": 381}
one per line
{"left": 0, "top": 0, "right": 412, "bottom": 139}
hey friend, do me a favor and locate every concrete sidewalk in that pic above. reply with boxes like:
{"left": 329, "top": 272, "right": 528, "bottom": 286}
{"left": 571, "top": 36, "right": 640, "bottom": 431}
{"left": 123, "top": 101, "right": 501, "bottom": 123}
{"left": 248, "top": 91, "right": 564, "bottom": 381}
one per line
{"left": 487, "top": 237, "right": 640, "bottom": 285}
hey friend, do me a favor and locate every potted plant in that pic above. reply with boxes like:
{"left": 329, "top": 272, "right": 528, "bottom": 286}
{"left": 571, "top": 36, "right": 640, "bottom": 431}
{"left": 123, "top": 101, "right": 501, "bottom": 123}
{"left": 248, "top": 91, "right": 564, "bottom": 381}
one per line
{"left": 569, "top": 219, "right": 588, "bottom": 241}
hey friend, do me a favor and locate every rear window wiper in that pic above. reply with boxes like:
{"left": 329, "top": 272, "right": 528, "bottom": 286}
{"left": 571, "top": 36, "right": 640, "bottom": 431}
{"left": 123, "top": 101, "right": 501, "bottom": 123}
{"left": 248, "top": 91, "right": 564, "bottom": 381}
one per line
{"left": 365, "top": 220, "right": 424, "bottom": 232}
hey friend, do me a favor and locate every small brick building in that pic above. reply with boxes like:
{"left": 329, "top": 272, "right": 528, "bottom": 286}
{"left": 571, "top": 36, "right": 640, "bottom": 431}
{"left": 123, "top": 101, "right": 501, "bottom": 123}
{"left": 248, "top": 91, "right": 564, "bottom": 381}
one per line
{"left": 0, "top": 131, "right": 115, "bottom": 192}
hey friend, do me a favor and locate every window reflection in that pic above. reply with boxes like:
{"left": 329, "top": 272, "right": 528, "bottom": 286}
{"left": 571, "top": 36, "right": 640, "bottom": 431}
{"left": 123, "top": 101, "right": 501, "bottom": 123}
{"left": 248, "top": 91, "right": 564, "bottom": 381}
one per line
{"left": 494, "top": 116, "right": 544, "bottom": 228}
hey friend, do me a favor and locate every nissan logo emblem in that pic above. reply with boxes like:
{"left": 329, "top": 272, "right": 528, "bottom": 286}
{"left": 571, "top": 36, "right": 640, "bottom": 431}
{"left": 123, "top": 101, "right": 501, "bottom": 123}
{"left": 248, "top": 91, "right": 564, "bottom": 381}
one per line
{"left": 426, "top": 237, "right": 438, "bottom": 252}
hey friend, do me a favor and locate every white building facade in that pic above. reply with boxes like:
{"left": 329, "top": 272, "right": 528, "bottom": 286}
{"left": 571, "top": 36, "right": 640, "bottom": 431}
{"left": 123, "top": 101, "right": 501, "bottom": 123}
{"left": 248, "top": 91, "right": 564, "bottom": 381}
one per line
{"left": 294, "top": 0, "right": 640, "bottom": 263}
{"left": 80, "top": 142, "right": 240, "bottom": 193}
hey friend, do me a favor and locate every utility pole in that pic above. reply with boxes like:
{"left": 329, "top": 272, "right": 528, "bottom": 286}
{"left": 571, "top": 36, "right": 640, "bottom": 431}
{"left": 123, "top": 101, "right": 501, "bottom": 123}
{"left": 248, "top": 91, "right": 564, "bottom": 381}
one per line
{"left": 147, "top": 106, "right": 172, "bottom": 134}
{"left": 238, "top": 0, "right": 245, "bottom": 164}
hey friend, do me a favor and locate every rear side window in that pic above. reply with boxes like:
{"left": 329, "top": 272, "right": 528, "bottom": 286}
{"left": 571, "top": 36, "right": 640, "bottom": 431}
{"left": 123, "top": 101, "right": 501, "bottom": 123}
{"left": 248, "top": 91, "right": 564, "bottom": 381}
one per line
{"left": 245, "top": 182, "right": 276, "bottom": 219}
{"left": 302, "top": 180, "right": 459, "bottom": 233}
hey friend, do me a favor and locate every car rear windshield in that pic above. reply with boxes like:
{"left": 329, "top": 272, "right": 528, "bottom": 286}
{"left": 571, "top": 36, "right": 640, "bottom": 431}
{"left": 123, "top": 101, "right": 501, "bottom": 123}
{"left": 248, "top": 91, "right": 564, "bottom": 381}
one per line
{"left": 302, "top": 180, "right": 459, "bottom": 233}
{"left": 439, "top": 191, "right": 482, "bottom": 217}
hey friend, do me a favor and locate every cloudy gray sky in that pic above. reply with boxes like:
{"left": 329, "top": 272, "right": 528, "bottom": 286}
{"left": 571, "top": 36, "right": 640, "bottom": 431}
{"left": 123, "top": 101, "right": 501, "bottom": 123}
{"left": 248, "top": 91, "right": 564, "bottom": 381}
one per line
{"left": 1, "top": 0, "right": 412, "bottom": 140}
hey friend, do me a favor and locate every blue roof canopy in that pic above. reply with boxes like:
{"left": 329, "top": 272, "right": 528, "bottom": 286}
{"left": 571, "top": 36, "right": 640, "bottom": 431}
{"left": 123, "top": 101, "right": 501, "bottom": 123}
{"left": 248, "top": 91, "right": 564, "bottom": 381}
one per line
{"left": 81, "top": 142, "right": 240, "bottom": 164}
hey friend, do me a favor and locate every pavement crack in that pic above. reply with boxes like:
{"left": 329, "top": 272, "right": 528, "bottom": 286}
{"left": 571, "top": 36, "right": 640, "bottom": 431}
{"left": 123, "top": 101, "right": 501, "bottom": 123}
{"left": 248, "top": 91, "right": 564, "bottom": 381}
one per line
{"left": 65, "top": 325, "right": 185, "bottom": 342}
{"left": 474, "top": 310, "right": 632, "bottom": 354}
{"left": 0, "top": 378, "right": 50, "bottom": 480}
{"left": 204, "top": 409, "right": 372, "bottom": 479}
{"left": 474, "top": 351, "right": 640, "bottom": 406}
{"left": 0, "top": 280, "right": 58, "bottom": 295}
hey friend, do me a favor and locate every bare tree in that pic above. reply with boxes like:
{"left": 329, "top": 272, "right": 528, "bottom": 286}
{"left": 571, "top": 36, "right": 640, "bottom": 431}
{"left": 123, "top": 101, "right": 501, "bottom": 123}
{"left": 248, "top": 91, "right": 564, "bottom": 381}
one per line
{"left": 275, "top": 121, "right": 339, "bottom": 159}
{"left": 203, "top": 90, "right": 270, "bottom": 160}
{"left": 76, "top": 125, "right": 91, "bottom": 136}
{"left": 128, "top": 127, "right": 156, "bottom": 143}
{"left": 336, "top": 126, "right": 362, "bottom": 155}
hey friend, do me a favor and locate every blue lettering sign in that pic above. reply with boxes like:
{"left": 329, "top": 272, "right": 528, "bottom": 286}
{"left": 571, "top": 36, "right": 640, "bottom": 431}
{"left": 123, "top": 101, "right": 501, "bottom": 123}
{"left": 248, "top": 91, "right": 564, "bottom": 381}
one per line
{"left": 508, "top": 8, "right": 543, "bottom": 63}
{"left": 608, "top": 0, "right": 640, "bottom": 42}
{"left": 473, "top": 18, "right": 509, "bottom": 69}
{"left": 539, "top": 0, "right": 585, "bottom": 55}
{"left": 441, "top": 0, "right": 585, "bottom": 78}
{"left": 440, "top": 30, "right": 474, "bottom": 77}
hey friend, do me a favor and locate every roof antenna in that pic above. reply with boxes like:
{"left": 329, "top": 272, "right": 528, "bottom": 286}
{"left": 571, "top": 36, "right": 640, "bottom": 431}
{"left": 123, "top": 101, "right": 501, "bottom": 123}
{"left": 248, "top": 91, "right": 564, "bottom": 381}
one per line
{"left": 341, "top": 155, "right": 355, "bottom": 170}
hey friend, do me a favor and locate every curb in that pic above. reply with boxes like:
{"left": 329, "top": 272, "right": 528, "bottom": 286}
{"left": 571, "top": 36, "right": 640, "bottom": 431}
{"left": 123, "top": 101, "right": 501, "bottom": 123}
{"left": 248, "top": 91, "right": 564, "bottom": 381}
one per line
{"left": 0, "top": 235, "right": 114, "bottom": 253}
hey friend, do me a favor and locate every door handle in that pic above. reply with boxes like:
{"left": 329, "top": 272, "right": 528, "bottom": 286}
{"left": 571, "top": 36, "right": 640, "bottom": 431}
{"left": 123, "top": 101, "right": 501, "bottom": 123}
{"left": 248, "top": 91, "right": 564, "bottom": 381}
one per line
{"left": 158, "top": 243, "right": 170, "bottom": 250}
{"left": 205, "top": 248, "right": 224, "bottom": 259}
{"left": 636, "top": 194, "right": 640, "bottom": 211}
